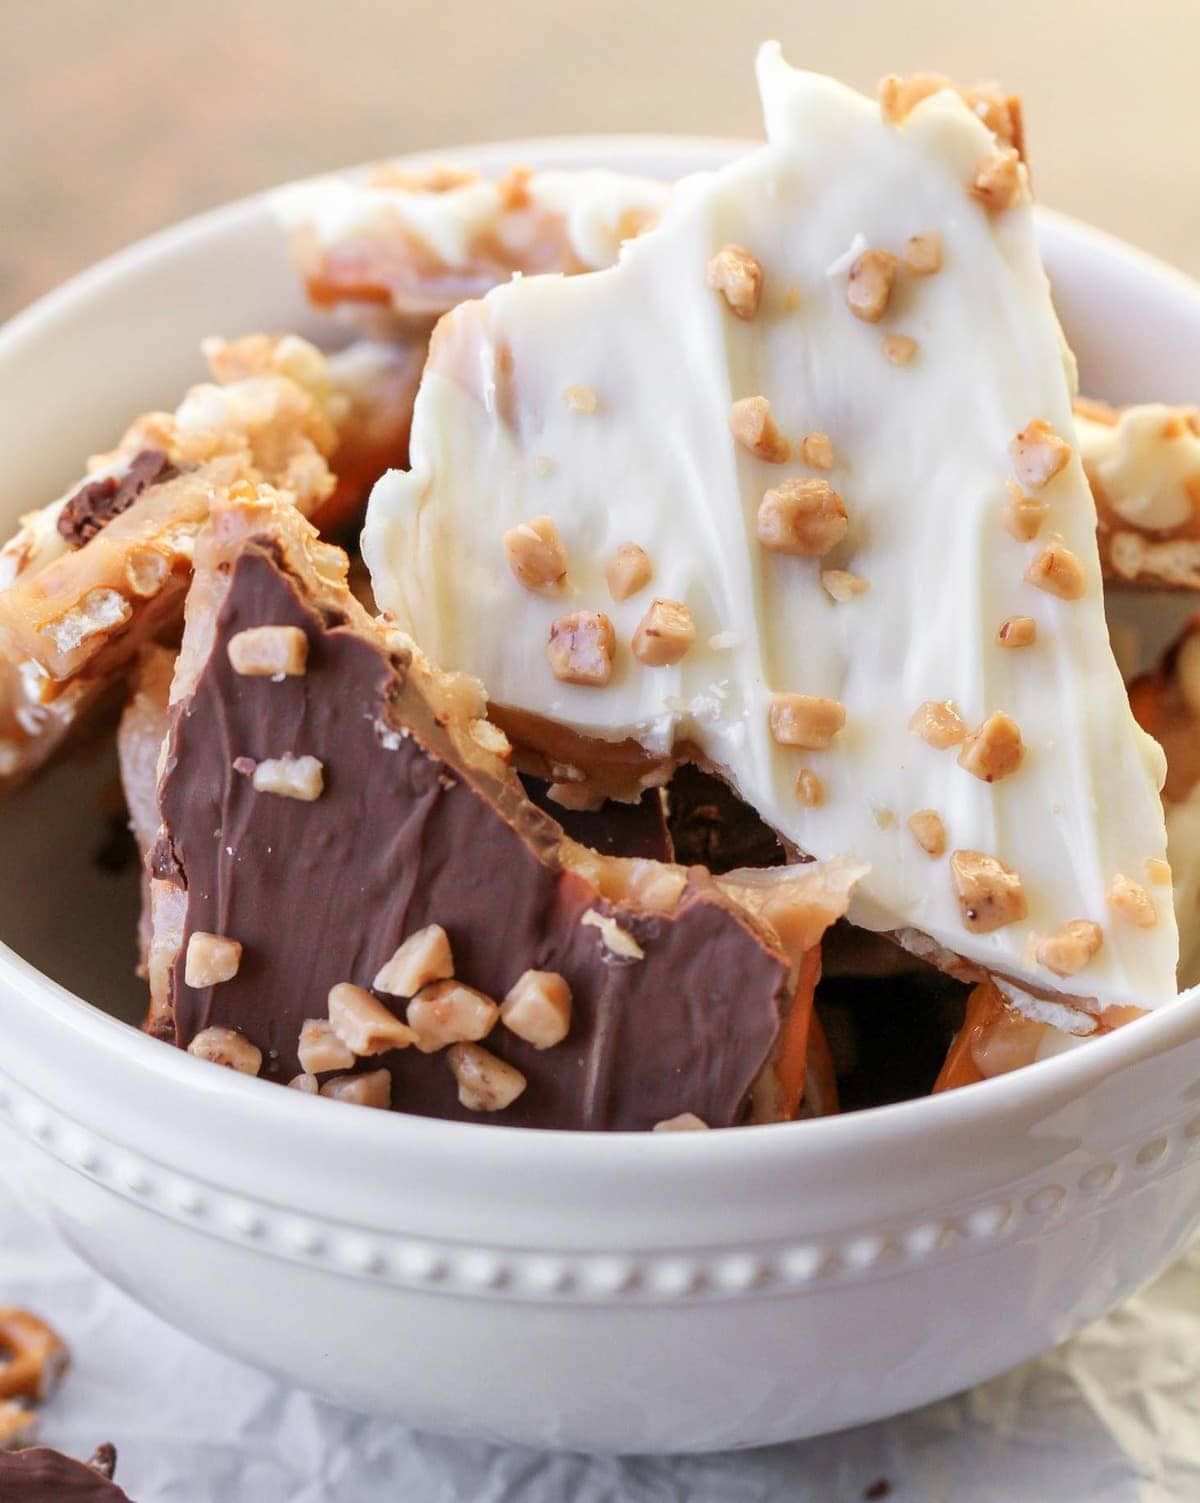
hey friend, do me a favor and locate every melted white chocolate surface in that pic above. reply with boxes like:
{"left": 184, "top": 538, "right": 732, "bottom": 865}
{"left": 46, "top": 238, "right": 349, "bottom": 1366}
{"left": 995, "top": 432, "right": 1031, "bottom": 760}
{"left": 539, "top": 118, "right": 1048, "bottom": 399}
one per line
{"left": 366, "top": 45, "right": 1178, "bottom": 1010}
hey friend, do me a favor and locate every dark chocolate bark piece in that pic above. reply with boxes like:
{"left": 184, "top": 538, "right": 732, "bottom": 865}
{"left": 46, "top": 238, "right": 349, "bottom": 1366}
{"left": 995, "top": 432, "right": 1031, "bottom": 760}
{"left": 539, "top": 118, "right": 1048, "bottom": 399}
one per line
{"left": 0, "top": 1447, "right": 132, "bottom": 1501}
{"left": 146, "top": 494, "right": 843, "bottom": 1129}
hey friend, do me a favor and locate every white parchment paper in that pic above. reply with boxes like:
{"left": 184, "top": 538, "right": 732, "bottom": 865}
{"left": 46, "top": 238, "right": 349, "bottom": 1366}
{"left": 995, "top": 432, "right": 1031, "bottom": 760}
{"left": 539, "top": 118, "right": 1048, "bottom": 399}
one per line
{"left": 3, "top": 1178, "right": 1198, "bottom": 1502}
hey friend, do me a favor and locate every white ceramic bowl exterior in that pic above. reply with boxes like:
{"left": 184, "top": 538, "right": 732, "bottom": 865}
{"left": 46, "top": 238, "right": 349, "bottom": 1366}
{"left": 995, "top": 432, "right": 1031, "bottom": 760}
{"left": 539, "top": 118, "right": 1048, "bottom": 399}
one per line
{"left": 3, "top": 140, "right": 1200, "bottom": 1454}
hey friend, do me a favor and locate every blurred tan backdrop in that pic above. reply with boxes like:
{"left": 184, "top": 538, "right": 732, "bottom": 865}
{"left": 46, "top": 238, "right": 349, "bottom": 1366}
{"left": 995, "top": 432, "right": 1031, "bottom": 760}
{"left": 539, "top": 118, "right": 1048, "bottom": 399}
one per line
{"left": 3, "top": 0, "right": 1199, "bottom": 320}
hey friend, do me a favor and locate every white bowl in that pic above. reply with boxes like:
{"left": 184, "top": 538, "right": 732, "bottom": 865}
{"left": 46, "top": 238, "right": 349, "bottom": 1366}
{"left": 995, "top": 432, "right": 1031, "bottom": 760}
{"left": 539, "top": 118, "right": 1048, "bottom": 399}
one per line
{"left": 3, "top": 138, "right": 1200, "bottom": 1456}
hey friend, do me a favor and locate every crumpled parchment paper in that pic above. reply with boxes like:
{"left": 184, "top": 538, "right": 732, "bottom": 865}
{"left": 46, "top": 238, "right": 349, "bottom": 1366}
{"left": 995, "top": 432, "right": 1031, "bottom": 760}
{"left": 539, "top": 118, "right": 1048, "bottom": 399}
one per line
{"left": 3, "top": 1178, "right": 1198, "bottom": 1502}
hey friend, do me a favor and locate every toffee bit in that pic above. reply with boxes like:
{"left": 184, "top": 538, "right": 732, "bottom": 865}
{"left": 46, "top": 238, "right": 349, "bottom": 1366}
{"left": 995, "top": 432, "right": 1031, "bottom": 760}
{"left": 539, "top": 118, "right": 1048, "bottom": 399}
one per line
{"left": 562, "top": 384, "right": 598, "bottom": 414}
{"left": 547, "top": 610, "right": 616, "bottom": 686}
{"left": 503, "top": 515, "right": 568, "bottom": 593}
{"left": 908, "top": 699, "right": 966, "bottom": 749}
{"left": 729, "top": 396, "right": 790, "bottom": 462}
{"left": 881, "top": 334, "right": 918, "bottom": 365}
{"left": 800, "top": 431, "right": 835, "bottom": 470}
{"left": 1107, "top": 873, "right": 1158, "bottom": 928}
{"left": 957, "top": 711, "right": 1025, "bottom": 783}
{"left": 1010, "top": 420, "right": 1071, "bottom": 491}
{"left": 184, "top": 931, "right": 242, "bottom": 987}
{"left": 631, "top": 598, "right": 696, "bottom": 667}
{"left": 757, "top": 478, "right": 848, "bottom": 556}
{"left": 706, "top": 243, "right": 763, "bottom": 320}
{"left": 320, "top": 1069, "right": 392, "bottom": 1109}
{"left": 447, "top": 1043, "right": 527, "bottom": 1112}
{"left": 996, "top": 615, "right": 1036, "bottom": 648}
{"left": 407, "top": 980, "right": 500, "bottom": 1053}
{"left": 950, "top": 849, "right": 1027, "bottom": 933}
{"left": 501, "top": 970, "right": 573, "bottom": 1049}
{"left": 653, "top": 1113, "right": 710, "bottom": 1131}
{"left": 902, "top": 232, "right": 943, "bottom": 275}
{"left": 373, "top": 923, "right": 455, "bottom": 997}
{"left": 1001, "top": 483, "right": 1049, "bottom": 542}
{"left": 908, "top": 809, "right": 947, "bottom": 857}
{"left": 1036, "top": 920, "right": 1103, "bottom": 977}
{"left": 768, "top": 693, "right": 845, "bottom": 749}
{"left": 1025, "top": 538, "right": 1086, "bottom": 600}
{"left": 605, "top": 540, "right": 653, "bottom": 602}
{"left": 820, "top": 569, "right": 868, "bottom": 603}
{"left": 972, "top": 149, "right": 1023, "bottom": 211}
{"left": 796, "top": 768, "right": 825, "bottom": 807}
{"left": 846, "top": 249, "right": 897, "bottom": 322}
{"left": 227, "top": 625, "right": 308, "bottom": 678}
{"left": 187, "top": 1025, "right": 262, "bottom": 1075}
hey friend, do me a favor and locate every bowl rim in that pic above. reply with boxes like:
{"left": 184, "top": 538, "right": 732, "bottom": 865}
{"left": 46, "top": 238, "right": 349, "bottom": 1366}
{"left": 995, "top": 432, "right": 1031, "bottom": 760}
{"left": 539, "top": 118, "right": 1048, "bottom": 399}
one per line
{"left": 3, "top": 132, "right": 1200, "bottom": 1169}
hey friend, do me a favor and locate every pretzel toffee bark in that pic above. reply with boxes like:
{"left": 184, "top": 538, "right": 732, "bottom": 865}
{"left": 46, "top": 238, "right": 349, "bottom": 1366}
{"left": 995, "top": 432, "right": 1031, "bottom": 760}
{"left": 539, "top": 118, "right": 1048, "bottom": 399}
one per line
{"left": 0, "top": 333, "right": 415, "bottom": 798}
{"left": 273, "top": 162, "right": 669, "bottom": 333}
{"left": 1076, "top": 399, "right": 1200, "bottom": 589}
{"left": 366, "top": 45, "right": 1179, "bottom": 1019}
{"left": 146, "top": 493, "right": 858, "bottom": 1128}
{"left": 0, "top": 1445, "right": 132, "bottom": 1501}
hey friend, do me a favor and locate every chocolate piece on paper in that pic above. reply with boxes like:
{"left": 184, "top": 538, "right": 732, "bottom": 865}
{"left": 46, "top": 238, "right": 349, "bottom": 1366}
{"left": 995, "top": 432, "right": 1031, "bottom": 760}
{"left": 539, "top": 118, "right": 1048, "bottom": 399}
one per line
{"left": 0, "top": 1446, "right": 132, "bottom": 1501}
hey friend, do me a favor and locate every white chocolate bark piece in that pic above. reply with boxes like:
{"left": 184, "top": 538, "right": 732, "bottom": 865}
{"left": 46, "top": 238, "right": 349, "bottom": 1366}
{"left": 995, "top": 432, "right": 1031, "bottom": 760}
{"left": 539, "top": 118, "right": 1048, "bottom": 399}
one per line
{"left": 366, "top": 45, "right": 1178, "bottom": 1013}
{"left": 274, "top": 163, "right": 670, "bottom": 332}
{"left": 1076, "top": 400, "right": 1200, "bottom": 588}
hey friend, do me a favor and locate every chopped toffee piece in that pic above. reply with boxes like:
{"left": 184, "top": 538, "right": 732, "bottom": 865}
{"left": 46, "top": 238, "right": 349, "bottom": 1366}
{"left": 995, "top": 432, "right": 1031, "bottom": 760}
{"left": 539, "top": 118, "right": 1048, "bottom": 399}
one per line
{"left": 186, "top": 1025, "right": 261, "bottom": 1075}
{"left": 373, "top": 923, "right": 455, "bottom": 996}
{"left": 547, "top": 611, "right": 616, "bottom": 686}
{"left": 147, "top": 494, "right": 843, "bottom": 1128}
{"left": 407, "top": 981, "right": 500, "bottom": 1053}
{"left": 971, "top": 149, "right": 1024, "bottom": 211}
{"left": 729, "top": 397, "right": 790, "bottom": 462}
{"left": 881, "top": 334, "right": 917, "bottom": 365}
{"left": 1107, "top": 873, "right": 1157, "bottom": 928}
{"left": 631, "top": 598, "right": 695, "bottom": 666}
{"left": 800, "top": 431, "right": 835, "bottom": 470}
{"left": 756, "top": 478, "right": 848, "bottom": 556}
{"left": 957, "top": 711, "right": 1025, "bottom": 783}
{"left": 845, "top": 249, "right": 897, "bottom": 323}
{"left": 908, "top": 809, "right": 947, "bottom": 857}
{"left": 562, "top": 384, "right": 598, "bottom": 414}
{"left": 500, "top": 970, "right": 572, "bottom": 1049}
{"left": 1010, "top": 420, "right": 1071, "bottom": 491}
{"left": 604, "top": 541, "right": 652, "bottom": 602}
{"left": 902, "top": 232, "right": 942, "bottom": 275}
{"left": 652, "top": 1112, "right": 710, "bottom": 1131}
{"left": 503, "top": 516, "right": 568, "bottom": 594}
{"left": 706, "top": 244, "right": 763, "bottom": 320}
{"left": 1025, "top": 538, "right": 1087, "bottom": 599}
{"left": 996, "top": 615, "right": 1036, "bottom": 648}
{"left": 297, "top": 1018, "right": 355, "bottom": 1075}
{"left": 949, "top": 849, "right": 1028, "bottom": 933}
{"left": 908, "top": 699, "right": 966, "bottom": 749}
{"left": 321, "top": 1069, "right": 392, "bottom": 1108}
{"left": 328, "top": 982, "right": 417, "bottom": 1054}
{"left": 227, "top": 625, "right": 309, "bottom": 678}
{"left": 1036, "top": 920, "right": 1103, "bottom": 978}
{"left": 768, "top": 693, "right": 845, "bottom": 749}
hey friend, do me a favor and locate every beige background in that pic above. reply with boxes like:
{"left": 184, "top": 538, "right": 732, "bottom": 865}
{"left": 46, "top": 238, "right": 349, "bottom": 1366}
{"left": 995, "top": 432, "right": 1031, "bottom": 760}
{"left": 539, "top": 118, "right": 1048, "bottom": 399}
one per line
{"left": 2, "top": 0, "right": 1199, "bottom": 320}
